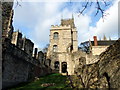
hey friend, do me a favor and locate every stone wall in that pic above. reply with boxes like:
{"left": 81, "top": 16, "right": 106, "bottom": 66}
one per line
{"left": 92, "top": 46, "right": 108, "bottom": 55}
{"left": 11, "top": 31, "right": 23, "bottom": 49}
{"left": 86, "top": 54, "right": 99, "bottom": 64}
{"left": 98, "top": 39, "right": 120, "bottom": 88}
{"left": 2, "top": 2, "right": 52, "bottom": 89}
{"left": 22, "top": 38, "right": 34, "bottom": 56}
{"left": 47, "top": 18, "right": 78, "bottom": 75}
{"left": 2, "top": 1, "right": 13, "bottom": 41}
{"left": 2, "top": 40, "right": 51, "bottom": 88}
{"left": 70, "top": 39, "right": 120, "bottom": 89}
{"left": 73, "top": 63, "right": 99, "bottom": 88}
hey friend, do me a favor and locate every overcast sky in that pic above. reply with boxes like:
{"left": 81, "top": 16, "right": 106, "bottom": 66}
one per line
{"left": 13, "top": 0, "right": 118, "bottom": 50}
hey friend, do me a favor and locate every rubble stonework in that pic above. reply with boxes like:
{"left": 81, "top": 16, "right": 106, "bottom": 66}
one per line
{"left": 2, "top": 2, "right": 51, "bottom": 89}
{"left": 2, "top": 1, "right": 14, "bottom": 41}
{"left": 98, "top": 39, "right": 120, "bottom": 88}
{"left": 22, "top": 37, "right": 34, "bottom": 56}
{"left": 2, "top": 1, "right": 119, "bottom": 89}
{"left": 2, "top": 40, "right": 51, "bottom": 88}
{"left": 11, "top": 31, "right": 23, "bottom": 49}
{"left": 71, "top": 39, "right": 120, "bottom": 88}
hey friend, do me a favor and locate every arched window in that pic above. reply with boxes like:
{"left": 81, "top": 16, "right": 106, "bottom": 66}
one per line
{"left": 53, "top": 32, "right": 59, "bottom": 39}
{"left": 53, "top": 45, "right": 57, "bottom": 52}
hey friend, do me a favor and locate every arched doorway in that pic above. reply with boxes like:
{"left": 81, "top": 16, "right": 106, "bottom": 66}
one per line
{"left": 62, "top": 62, "right": 67, "bottom": 73}
{"left": 54, "top": 61, "right": 59, "bottom": 70}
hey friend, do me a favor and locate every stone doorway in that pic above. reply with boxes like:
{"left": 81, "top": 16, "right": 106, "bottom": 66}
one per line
{"left": 54, "top": 61, "right": 59, "bottom": 70}
{"left": 62, "top": 62, "right": 67, "bottom": 73}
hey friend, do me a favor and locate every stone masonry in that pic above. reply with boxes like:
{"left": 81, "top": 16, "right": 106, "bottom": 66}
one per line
{"left": 2, "top": 1, "right": 52, "bottom": 89}
{"left": 47, "top": 17, "right": 78, "bottom": 75}
{"left": 47, "top": 16, "right": 117, "bottom": 76}
{"left": 71, "top": 39, "right": 120, "bottom": 88}
{"left": 2, "top": 1, "right": 13, "bottom": 41}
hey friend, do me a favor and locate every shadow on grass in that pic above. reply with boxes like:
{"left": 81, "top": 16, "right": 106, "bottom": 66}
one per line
{"left": 8, "top": 73, "right": 72, "bottom": 90}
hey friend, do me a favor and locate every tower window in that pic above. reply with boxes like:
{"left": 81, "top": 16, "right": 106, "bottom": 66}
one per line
{"left": 53, "top": 45, "right": 57, "bottom": 52}
{"left": 53, "top": 32, "right": 59, "bottom": 39}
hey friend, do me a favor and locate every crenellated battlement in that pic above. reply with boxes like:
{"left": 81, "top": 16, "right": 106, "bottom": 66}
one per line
{"left": 51, "top": 25, "right": 71, "bottom": 30}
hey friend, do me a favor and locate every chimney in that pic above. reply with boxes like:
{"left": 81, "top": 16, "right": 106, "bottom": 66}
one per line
{"left": 93, "top": 36, "right": 98, "bottom": 46}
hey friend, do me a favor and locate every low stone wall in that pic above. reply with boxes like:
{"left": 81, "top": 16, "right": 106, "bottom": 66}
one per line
{"left": 2, "top": 39, "right": 51, "bottom": 89}
{"left": 71, "top": 39, "right": 120, "bottom": 88}
{"left": 99, "top": 39, "right": 120, "bottom": 88}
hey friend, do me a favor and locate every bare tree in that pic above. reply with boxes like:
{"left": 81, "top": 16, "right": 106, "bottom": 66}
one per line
{"left": 69, "top": 0, "right": 112, "bottom": 19}
{"left": 42, "top": 44, "right": 49, "bottom": 54}
{"left": 14, "top": 0, "right": 22, "bottom": 8}
{"left": 79, "top": 0, "right": 111, "bottom": 17}
{"left": 79, "top": 41, "right": 90, "bottom": 53}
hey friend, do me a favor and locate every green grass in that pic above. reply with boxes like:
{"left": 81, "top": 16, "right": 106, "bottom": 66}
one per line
{"left": 10, "top": 73, "right": 71, "bottom": 90}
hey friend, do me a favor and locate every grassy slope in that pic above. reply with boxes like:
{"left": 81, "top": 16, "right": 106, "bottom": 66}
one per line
{"left": 10, "top": 73, "right": 71, "bottom": 90}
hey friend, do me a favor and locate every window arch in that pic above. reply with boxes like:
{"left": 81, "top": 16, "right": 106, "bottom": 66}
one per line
{"left": 53, "top": 32, "right": 59, "bottom": 39}
{"left": 53, "top": 45, "right": 57, "bottom": 52}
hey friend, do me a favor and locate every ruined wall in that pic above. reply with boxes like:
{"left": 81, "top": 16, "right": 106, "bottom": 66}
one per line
{"left": 22, "top": 38, "right": 34, "bottom": 56}
{"left": 86, "top": 54, "right": 99, "bottom": 64}
{"left": 2, "top": 1, "right": 13, "bottom": 41}
{"left": 2, "top": 40, "right": 51, "bottom": 88}
{"left": 98, "top": 39, "right": 120, "bottom": 88}
{"left": 71, "top": 39, "right": 120, "bottom": 89}
{"left": 73, "top": 63, "right": 99, "bottom": 88}
{"left": 11, "top": 31, "right": 23, "bottom": 49}
{"left": 2, "top": 1, "right": 52, "bottom": 89}
{"left": 38, "top": 51, "right": 44, "bottom": 63}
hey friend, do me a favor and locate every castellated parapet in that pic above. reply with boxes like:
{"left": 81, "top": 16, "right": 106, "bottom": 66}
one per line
{"left": 11, "top": 31, "right": 23, "bottom": 49}
{"left": 51, "top": 25, "right": 71, "bottom": 30}
{"left": 2, "top": 2, "right": 52, "bottom": 89}
{"left": 11, "top": 30, "right": 34, "bottom": 56}
{"left": 22, "top": 37, "right": 34, "bottom": 56}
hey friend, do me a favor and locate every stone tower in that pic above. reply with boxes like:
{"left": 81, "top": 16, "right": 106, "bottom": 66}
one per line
{"left": 2, "top": 1, "right": 14, "bottom": 42}
{"left": 47, "top": 17, "right": 78, "bottom": 75}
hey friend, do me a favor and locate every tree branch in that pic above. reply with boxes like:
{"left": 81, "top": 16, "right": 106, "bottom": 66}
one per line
{"left": 15, "top": 0, "right": 22, "bottom": 8}
{"left": 78, "top": 1, "right": 89, "bottom": 16}
{"left": 78, "top": 0, "right": 111, "bottom": 19}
